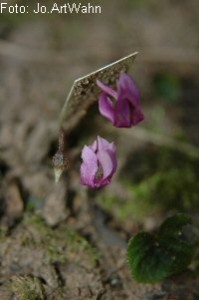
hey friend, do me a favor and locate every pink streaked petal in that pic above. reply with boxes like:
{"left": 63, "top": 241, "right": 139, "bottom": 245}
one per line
{"left": 97, "top": 139, "right": 117, "bottom": 176}
{"left": 97, "top": 79, "right": 117, "bottom": 99}
{"left": 97, "top": 136, "right": 110, "bottom": 152}
{"left": 80, "top": 146, "right": 98, "bottom": 186}
{"left": 90, "top": 140, "right": 97, "bottom": 152}
{"left": 97, "top": 150, "right": 114, "bottom": 179}
{"left": 80, "top": 162, "right": 97, "bottom": 187}
{"left": 99, "top": 93, "right": 115, "bottom": 124}
{"left": 118, "top": 72, "right": 140, "bottom": 105}
{"left": 107, "top": 142, "right": 116, "bottom": 153}
{"left": 114, "top": 98, "right": 131, "bottom": 127}
{"left": 81, "top": 145, "right": 96, "bottom": 163}
{"left": 108, "top": 149, "right": 117, "bottom": 175}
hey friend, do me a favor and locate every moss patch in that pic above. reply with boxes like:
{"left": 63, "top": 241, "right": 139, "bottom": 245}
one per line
{"left": 97, "top": 148, "right": 199, "bottom": 222}
{"left": 10, "top": 275, "right": 45, "bottom": 300}
{"left": 23, "top": 214, "right": 99, "bottom": 266}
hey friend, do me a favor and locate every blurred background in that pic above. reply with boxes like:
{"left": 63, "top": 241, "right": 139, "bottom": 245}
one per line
{"left": 0, "top": 0, "right": 199, "bottom": 299}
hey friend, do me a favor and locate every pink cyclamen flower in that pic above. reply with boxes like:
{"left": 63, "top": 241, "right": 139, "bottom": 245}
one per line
{"left": 97, "top": 72, "right": 144, "bottom": 128}
{"left": 80, "top": 136, "right": 117, "bottom": 188}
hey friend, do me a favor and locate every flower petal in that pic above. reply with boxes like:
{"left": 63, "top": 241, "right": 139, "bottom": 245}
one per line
{"left": 131, "top": 107, "right": 145, "bottom": 125}
{"left": 80, "top": 137, "right": 117, "bottom": 188}
{"left": 107, "top": 152, "right": 117, "bottom": 177}
{"left": 96, "top": 150, "right": 114, "bottom": 179}
{"left": 90, "top": 140, "right": 97, "bottom": 152}
{"left": 97, "top": 79, "right": 117, "bottom": 99}
{"left": 107, "top": 142, "right": 116, "bottom": 153}
{"left": 98, "top": 93, "right": 115, "bottom": 124}
{"left": 118, "top": 72, "right": 140, "bottom": 105}
{"left": 114, "top": 98, "right": 132, "bottom": 127}
{"left": 80, "top": 146, "right": 98, "bottom": 187}
{"left": 97, "top": 136, "right": 111, "bottom": 152}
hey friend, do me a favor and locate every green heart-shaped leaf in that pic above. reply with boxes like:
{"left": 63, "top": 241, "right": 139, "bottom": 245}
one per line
{"left": 127, "top": 214, "right": 197, "bottom": 283}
